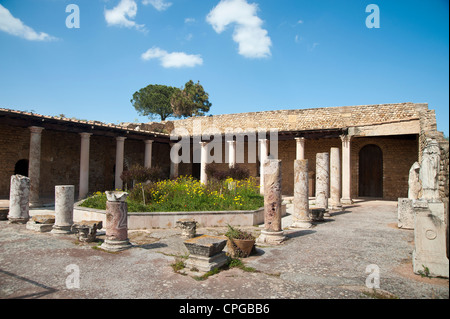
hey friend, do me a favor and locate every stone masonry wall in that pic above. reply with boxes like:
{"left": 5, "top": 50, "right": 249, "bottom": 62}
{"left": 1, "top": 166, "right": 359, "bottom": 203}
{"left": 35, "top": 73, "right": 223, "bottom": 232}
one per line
{"left": 168, "top": 103, "right": 423, "bottom": 135}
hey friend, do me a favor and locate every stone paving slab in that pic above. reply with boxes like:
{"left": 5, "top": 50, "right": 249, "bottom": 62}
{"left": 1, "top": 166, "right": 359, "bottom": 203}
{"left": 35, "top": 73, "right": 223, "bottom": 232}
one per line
{"left": 0, "top": 200, "right": 448, "bottom": 300}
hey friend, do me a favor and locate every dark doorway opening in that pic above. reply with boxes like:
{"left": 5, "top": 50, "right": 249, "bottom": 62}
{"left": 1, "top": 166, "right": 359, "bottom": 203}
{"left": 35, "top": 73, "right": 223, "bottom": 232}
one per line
{"left": 359, "top": 144, "right": 383, "bottom": 198}
{"left": 14, "top": 159, "right": 29, "bottom": 177}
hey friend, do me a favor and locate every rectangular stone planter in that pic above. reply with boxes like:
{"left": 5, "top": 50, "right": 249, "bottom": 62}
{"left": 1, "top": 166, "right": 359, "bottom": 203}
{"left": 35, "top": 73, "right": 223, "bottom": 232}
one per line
{"left": 74, "top": 204, "right": 286, "bottom": 230}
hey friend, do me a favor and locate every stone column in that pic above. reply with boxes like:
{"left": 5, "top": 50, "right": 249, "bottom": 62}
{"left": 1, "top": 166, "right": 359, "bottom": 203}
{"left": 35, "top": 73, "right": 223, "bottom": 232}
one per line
{"left": 7, "top": 175, "right": 31, "bottom": 224}
{"left": 256, "top": 159, "right": 286, "bottom": 245}
{"left": 79, "top": 133, "right": 92, "bottom": 200}
{"left": 295, "top": 137, "right": 305, "bottom": 160}
{"left": 329, "top": 147, "right": 342, "bottom": 210}
{"left": 200, "top": 142, "right": 208, "bottom": 185}
{"left": 315, "top": 152, "right": 329, "bottom": 210}
{"left": 170, "top": 142, "right": 181, "bottom": 179}
{"left": 144, "top": 140, "right": 153, "bottom": 169}
{"left": 115, "top": 137, "right": 127, "bottom": 190}
{"left": 259, "top": 139, "right": 269, "bottom": 195}
{"left": 51, "top": 185, "right": 74, "bottom": 234}
{"left": 228, "top": 140, "right": 236, "bottom": 168}
{"left": 29, "top": 126, "right": 44, "bottom": 206}
{"left": 100, "top": 191, "right": 132, "bottom": 252}
{"left": 291, "top": 160, "right": 312, "bottom": 229}
{"left": 340, "top": 135, "right": 353, "bottom": 205}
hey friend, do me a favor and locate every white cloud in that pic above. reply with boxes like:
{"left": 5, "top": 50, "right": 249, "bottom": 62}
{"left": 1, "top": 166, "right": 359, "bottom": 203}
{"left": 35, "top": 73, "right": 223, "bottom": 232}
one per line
{"left": 141, "top": 47, "right": 203, "bottom": 68}
{"left": 0, "top": 4, "right": 57, "bottom": 41}
{"left": 104, "top": 0, "right": 145, "bottom": 31}
{"left": 142, "top": 0, "right": 172, "bottom": 11}
{"left": 206, "top": 0, "right": 271, "bottom": 58}
{"left": 184, "top": 17, "right": 196, "bottom": 24}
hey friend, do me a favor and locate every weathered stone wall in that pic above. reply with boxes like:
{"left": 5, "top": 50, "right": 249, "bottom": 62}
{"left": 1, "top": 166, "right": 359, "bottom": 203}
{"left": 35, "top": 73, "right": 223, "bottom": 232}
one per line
{"left": 168, "top": 103, "right": 423, "bottom": 135}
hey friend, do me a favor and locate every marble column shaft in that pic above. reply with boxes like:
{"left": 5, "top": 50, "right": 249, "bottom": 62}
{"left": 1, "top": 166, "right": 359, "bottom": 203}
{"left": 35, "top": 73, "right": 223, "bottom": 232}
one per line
{"left": 200, "top": 142, "right": 208, "bottom": 185}
{"left": 101, "top": 192, "right": 131, "bottom": 251}
{"left": 115, "top": 137, "right": 127, "bottom": 190}
{"left": 291, "top": 160, "right": 312, "bottom": 228}
{"left": 341, "top": 135, "right": 352, "bottom": 204}
{"left": 329, "top": 147, "right": 342, "bottom": 210}
{"left": 295, "top": 137, "right": 305, "bottom": 160}
{"left": 7, "top": 175, "right": 31, "bottom": 224}
{"left": 228, "top": 140, "right": 236, "bottom": 168}
{"left": 29, "top": 126, "right": 44, "bottom": 205}
{"left": 259, "top": 139, "right": 269, "bottom": 195}
{"left": 144, "top": 140, "right": 153, "bottom": 169}
{"left": 315, "top": 152, "right": 329, "bottom": 209}
{"left": 52, "top": 185, "right": 74, "bottom": 234}
{"left": 79, "top": 133, "right": 92, "bottom": 200}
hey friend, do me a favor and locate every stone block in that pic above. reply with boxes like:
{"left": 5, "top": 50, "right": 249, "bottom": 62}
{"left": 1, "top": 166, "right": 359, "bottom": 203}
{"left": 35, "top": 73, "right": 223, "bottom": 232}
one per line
{"left": 398, "top": 198, "right": 414, "bottom": 229}
{"left": 413, "top": 201, "right": 449, "bottom": 278}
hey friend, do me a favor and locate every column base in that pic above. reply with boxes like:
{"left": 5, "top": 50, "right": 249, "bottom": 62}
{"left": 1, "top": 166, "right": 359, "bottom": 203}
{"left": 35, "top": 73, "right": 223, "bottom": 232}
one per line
{"left": 51, "top": 225, "right": 73, "bottom": 235}
{"left": 7, "top": 217, "right": 29, "bottom": 224}
{"left": 340, "top": 198, "right": 353, "bottom": 205}
{"left": 256, "top": 230, "right": 286, "bottom": 245}
{"left": 100, "top": 239, "right": 132, "bottom": 252}
{"left": 290, "top": 220, "right": 313, "bottom": 229}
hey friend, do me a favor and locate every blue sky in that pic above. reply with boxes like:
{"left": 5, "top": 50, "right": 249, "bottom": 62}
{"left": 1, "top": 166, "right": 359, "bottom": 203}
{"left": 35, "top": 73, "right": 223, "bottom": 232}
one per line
{"left": 0, "top": 0, "right": 448, "bottom": 135}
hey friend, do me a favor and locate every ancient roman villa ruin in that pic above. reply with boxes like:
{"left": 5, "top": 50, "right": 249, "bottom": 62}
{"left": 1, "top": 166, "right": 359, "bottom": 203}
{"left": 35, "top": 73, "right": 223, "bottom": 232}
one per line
{"left": 0, "top": 102, "right": 449, "bottom": 281}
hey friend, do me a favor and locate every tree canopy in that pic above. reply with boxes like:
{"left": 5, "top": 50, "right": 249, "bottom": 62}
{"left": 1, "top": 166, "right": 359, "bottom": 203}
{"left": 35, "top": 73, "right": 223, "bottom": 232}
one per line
{"left": 131, "top": 80, "right": 211, "bottom": 122}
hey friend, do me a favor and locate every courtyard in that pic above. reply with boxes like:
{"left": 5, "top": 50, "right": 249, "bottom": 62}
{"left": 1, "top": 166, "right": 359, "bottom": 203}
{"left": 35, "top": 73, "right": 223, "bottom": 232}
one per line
{"left": 0, "top": 199, "right": 448, "bottom": 300}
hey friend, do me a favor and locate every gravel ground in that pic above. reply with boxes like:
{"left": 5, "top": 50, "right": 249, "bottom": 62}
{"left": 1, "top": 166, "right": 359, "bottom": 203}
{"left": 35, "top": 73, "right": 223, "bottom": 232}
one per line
{"left": 0, "top": 200, "right": 448, "bottom": 300}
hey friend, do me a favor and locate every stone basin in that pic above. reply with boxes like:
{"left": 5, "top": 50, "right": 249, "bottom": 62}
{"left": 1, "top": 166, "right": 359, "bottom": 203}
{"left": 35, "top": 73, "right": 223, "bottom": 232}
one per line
{"left": 184, "top": 235, "right": 227, "bottom": 257}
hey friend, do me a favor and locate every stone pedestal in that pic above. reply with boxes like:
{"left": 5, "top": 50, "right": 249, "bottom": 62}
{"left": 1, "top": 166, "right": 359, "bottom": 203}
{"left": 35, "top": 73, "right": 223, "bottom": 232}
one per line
{"left": 257, "top": 159, "right": 286, "bottom": 245}
{"left": 184, "top": 235, "right": 228, "bottom": 273}
{"left": 329, "top": 147, "right": 342, "bottom": 210}
{"left": 100, "top": 191, "right": 132, "bottom": 252}
{"left": 51, "top": 185, "right": 75, "bottom": 234}
{"left": 315, "top": 153, "right": 329, "bottom": 210}
{"left": 412, "top": 200, "right": 449, "bottom": 278}
{"left": 7, "top": 175, "right": 31, "bottom": 224}
{"left": 398, "top": 198, "right": 414, "bottom": 229}
{"left": 291, "top": 159, "right": 312, "bottom": 229}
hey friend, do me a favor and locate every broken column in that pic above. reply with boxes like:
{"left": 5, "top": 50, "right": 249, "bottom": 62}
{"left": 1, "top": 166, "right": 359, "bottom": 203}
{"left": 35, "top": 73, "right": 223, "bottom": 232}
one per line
{"left": 7, "top": 175, "right": 31, "bottom": 224}
{"left": 51, "top": 185, "right": 74, "bottom": 234}
{"left": 256, "top": 159, "right": 286, "bottom": 245}
{"left": 100, "top": 191, "right": 132, "bottom": 252}
{"left": 329, "top": 147, "right": 342, "bottom": 210}
{"left": 315, "top": 152, "right": 329, "bottom": 211}
{"left": 420, "top": 139, "right": 440, "bottom": 202}
{"left": 291, "top": 159, "right": 312, "bottom": 229}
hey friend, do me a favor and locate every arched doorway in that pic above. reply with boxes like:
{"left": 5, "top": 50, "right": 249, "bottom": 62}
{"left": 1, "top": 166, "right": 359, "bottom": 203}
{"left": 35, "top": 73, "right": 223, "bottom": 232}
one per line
{"left": 14, "top": 159, "right": 29, "bottom": 177}
{"left": 359, "top": 144, "right": 383, "bottom": 198}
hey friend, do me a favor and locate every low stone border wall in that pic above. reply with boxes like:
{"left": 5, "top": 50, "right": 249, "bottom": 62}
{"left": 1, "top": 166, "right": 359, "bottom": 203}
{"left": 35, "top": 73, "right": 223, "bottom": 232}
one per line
{"left": 73, "top": 205, "right": 286, "bottom": 230}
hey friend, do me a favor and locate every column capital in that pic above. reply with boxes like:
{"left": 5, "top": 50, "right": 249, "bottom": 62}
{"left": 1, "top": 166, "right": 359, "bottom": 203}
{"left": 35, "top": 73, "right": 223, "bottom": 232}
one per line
{"left": 340, "top": 134, "right": 352, "bottom": 143}
{"left": 80, "top": 132, "right": 93, "bottom": 139}
{"left": 144, "top": 140, "right": 154, "bottom": 145}
{"left": 29, "top": 126, "right": 44, "bottom": 134}
{"left": 227, "top": 140, "right": 236, "bottom": 145}
{"left": 199, "top": 141, "right": 209, "bottom": 147}
{"left": 295, "top": 137, "right": 305, "bottom": 142}
{"left": 116, "top": 136, "right": 127, "bottom": 142}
